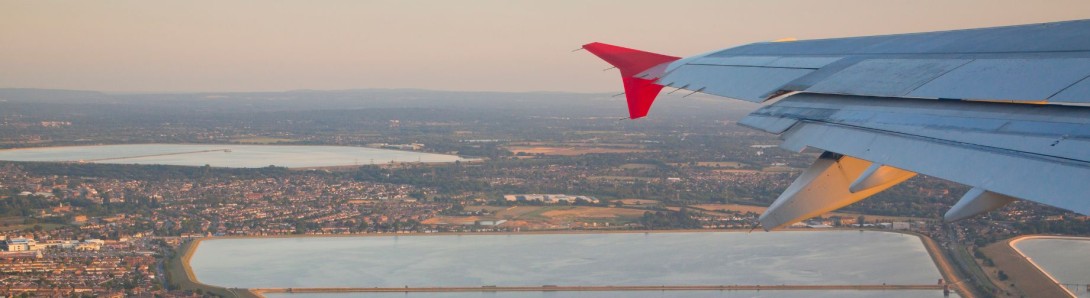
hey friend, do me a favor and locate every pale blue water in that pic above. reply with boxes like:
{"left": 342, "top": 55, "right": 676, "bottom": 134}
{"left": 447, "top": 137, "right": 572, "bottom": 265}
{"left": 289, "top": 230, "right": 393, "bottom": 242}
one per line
{"left": 1014, "top": 237, "right": 1090, "bottom": 297}
{"left": 264, "top": 290, "right": 955, "bottom": 298}
{"left": 189, "top": 231, "right": 943, "bottom": 289}
{"left": 0, "top": 144, "right": 464, "bottom": 168}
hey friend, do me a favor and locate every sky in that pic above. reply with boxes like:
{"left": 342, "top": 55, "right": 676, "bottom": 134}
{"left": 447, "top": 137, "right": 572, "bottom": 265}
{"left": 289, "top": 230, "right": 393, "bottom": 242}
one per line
{"left": 2, "top": 0, "right": 1089, "bottom": 93}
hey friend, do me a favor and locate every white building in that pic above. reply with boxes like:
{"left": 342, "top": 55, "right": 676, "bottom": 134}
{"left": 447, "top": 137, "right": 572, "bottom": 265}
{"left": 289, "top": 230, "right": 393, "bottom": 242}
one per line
{"left": 47, "top": 240, "right": 81, "bottom": 249}
{"left": 4, "top": 238, "right": 38, "bottom": 251}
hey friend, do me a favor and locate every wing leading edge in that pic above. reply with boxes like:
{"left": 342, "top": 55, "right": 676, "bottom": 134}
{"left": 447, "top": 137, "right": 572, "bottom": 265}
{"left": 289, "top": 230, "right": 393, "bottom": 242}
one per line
{"left": 584, "top": 19, "right": 1090, "bottom": 230}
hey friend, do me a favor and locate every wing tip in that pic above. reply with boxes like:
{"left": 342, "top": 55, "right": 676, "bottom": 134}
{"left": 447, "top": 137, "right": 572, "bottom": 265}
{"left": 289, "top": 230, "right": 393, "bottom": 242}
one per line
{"left": 582, "top": 42, "right": 679, "bottom": 119}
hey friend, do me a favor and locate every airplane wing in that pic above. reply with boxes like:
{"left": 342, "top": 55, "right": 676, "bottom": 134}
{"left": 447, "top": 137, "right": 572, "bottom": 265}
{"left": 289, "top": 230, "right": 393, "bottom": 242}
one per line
{"left": 583, "top": 19, "right": 1090, "bottom": 230}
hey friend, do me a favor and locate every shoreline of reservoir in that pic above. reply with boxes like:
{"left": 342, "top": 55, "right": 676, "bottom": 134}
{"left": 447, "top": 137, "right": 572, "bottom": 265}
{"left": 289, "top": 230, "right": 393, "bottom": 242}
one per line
{"left": 1008, "top": 235, "right": 1089, "bottom": 298}
{"left": 171, "top": 238, "right": 261, "bottom": 298}
{"left": 174, "top": 229, "right": 960, "bottom": 298}
{"left": 980, "top": 235, "right": 1083, "bottom": 298}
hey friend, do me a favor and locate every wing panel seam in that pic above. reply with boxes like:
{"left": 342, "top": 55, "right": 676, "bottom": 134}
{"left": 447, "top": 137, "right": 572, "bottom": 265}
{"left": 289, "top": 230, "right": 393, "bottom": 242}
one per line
{"left": 901, "top": 59, "right": 975, "bottom": 96}
{"left": 1047, "top": 74, "right": 1090, "bottom": 100}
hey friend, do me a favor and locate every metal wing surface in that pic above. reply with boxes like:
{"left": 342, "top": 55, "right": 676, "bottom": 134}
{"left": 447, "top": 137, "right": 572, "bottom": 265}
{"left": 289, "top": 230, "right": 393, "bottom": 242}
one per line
{"left": 584, "top": 19, "right": 1090, "bottom": 230}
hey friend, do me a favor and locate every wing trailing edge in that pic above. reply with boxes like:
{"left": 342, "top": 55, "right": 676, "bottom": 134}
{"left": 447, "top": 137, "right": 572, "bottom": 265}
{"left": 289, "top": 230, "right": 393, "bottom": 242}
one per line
{"left": 582, "top": 42, "right": 679, "bottom": 119}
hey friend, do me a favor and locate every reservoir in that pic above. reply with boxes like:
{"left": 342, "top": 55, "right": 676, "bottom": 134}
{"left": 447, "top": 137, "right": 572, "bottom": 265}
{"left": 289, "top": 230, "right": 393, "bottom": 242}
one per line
{"left": 1013, "top": 237, "right": 1090, "bottom": 297}
{"left": 188, "top": 231, "right": 944, "bottom": 290}
{"left": 263, "top": 291, "right": 951, "bottom": 298}
{"left": 0, "top": 144, "right": 465, "bottom": 168}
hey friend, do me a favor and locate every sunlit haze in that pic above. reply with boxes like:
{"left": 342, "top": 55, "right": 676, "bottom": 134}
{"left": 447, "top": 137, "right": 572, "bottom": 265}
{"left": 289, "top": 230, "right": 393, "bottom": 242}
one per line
{"left": 2, "top": 0, "right": 1089, "bottom": 93}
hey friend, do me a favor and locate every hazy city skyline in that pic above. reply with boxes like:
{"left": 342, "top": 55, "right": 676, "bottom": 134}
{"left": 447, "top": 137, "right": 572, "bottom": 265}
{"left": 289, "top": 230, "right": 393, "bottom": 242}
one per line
{"left": 3, "top": 0, "right": 1089, "bottom": 93}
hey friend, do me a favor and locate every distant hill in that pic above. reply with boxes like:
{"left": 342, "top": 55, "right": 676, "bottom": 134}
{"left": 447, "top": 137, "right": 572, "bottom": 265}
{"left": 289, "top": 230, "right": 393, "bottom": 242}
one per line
{"left": 0, "top": 88, "right": 110, "bottom": 103}
{"left": 0, "top": 88, "right": 757, "bottom": 119}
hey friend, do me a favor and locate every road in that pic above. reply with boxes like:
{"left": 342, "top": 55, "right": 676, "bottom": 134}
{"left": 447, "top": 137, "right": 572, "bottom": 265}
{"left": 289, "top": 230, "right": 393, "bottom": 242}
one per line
{"left": 918, "top": 233, "right": 975, "bottom": 298}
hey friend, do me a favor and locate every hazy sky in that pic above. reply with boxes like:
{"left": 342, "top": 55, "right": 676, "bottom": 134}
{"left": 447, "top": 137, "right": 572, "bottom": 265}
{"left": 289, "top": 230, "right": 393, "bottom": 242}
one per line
{"left": 3, "top": 0, "right": 1089, "bottom": 93}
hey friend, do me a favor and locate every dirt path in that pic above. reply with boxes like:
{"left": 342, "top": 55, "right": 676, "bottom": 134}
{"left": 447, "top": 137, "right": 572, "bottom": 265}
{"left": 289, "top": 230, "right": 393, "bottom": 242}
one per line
{"left": 918, "top": 234, "right": 974, "bottom": 298}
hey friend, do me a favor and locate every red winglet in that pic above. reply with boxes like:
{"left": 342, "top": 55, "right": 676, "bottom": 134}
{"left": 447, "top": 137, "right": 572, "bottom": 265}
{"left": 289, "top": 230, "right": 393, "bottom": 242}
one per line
{"left": 583, "top": 42, "right": 680, "bottom": 119}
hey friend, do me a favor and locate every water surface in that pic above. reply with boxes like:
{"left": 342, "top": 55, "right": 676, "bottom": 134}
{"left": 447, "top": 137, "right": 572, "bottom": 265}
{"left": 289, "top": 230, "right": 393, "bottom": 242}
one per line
{"left": 0, "top": 144, "right": 464, "bottom": 168}
{"left": 264, "top": 290, "right": 954, "bottom": 298}
{"left": 189, "top": 231, "right": 943, "bottom": 289}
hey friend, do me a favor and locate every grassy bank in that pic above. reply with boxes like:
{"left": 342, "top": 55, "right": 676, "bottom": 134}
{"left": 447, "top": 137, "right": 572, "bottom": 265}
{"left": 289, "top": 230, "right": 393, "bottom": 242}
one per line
{"left": 948, "top": 242, "right": 997, "bottom": 297}
{"left": 980, "top": 235, "right": 1076, "bottom": 298}
{"left": 166, "top": 239, "right": 261, "bottom": 298}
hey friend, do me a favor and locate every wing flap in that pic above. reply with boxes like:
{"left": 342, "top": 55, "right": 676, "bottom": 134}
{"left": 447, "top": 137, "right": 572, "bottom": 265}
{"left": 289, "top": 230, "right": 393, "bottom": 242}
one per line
{"left": 743, "top": 93, "right": 1090, "bottom": 221}
{"left": 782, "top": 122, "right": 1090, "bottom": 215}
{"left": 747, "top": 93, "right": 1090, "bottom": 163}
